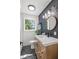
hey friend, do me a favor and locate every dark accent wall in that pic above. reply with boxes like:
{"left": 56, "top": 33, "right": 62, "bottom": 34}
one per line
{"left": 39, "top": 0, "right": 58, "bottom": 38}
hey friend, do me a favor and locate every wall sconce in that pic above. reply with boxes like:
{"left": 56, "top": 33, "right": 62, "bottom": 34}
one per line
{"left": 47, "top": 10, "right": 51, "bottom": 17}
{"left": 51, "top": 12, "right": 55, "bottom": 16}
{"left": 42, "top": 9, "right": 55, "bottom": 19}
{"left": 42, "top": 13, "right": 48, "bottom": 19}
{"left": 45, "top": 13, "right": 48, "bottom": 19}
{"left": 42, "top": 15, "right": 45, "bottom": 19}
{"left": 47, "top": 10, "right": 51, "bottom": 15}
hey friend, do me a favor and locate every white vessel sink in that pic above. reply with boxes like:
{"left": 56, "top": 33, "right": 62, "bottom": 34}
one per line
{"left": 35, "top": 35, "right": 58, "bottom": 46}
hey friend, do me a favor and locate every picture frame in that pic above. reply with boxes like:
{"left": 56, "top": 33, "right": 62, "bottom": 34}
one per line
{"left": 24, "top": 19, "right": 36, "bottom": 31}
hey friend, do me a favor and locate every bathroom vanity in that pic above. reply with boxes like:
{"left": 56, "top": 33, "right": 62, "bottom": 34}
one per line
{"left": 34, "top": 35, "right": 58, "bottom": 59}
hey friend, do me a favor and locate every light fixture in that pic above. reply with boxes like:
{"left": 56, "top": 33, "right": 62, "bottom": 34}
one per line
{"left": 45, "top": 13, "right": 48, "bottom": 19}
{"left": 47, "top": 10, "right": 51, "bottom": 17}
{"left": 28, "top": 5, "right": 35, "bottom": 11}
{"left": 42, "top": 13, "right": 48, "bottom": 19}
{"left": 51, "top": 12, "right": 55, "bottom": 16}
{"left": 47, "top": 10, "right": 51, "bottom": 15}
{"left": 42, "top": 8, "right": 56, "bottom": 19}
{"left": 42, "top": 15, "right": 45, "bottom": 19}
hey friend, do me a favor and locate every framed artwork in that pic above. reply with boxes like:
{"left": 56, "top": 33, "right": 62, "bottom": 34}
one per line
{"left": 24, "top": 19, "right": 36, "bottom": 31}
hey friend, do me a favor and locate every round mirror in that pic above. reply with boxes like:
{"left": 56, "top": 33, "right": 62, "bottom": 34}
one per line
{"left": 47, "top": 16, "right": 57, "bottom": 30}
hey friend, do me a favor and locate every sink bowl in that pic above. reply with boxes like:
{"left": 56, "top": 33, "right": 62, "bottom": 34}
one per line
{"left": 35, "top": 35, "right": 58, "bottom": 46}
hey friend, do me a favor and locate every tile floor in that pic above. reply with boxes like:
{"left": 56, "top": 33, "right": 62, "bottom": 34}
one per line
{"left": 21, "top": 45, "right": 37, "bottom": 59}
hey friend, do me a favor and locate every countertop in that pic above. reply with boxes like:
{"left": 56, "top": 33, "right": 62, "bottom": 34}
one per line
{"left": 35, "top": 35, "right": 58, "bottom": 47}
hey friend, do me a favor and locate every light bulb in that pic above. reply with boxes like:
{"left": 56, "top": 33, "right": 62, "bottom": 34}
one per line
{"left": 48, "top": 10, "right": 51, "bottom": 15}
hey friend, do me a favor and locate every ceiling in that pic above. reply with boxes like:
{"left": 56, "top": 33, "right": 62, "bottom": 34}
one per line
{"left": 20, "top": 0, "right": 52, "bottom": 16}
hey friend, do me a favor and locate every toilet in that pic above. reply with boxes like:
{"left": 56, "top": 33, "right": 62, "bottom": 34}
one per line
{"left": 29, "top": 40, "right": 38, "bottom": 49}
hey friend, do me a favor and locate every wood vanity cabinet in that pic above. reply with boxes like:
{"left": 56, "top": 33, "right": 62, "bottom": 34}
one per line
{"left": 34, "top": 39, "right": 58, "bottom": 59}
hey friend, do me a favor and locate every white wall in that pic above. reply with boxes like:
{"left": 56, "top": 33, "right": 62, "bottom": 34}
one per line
{"left": 20, "top": 13, "right": 39, "bottom": 46}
